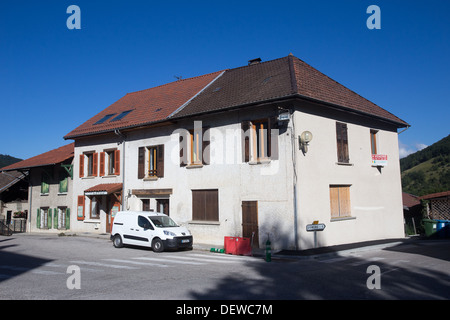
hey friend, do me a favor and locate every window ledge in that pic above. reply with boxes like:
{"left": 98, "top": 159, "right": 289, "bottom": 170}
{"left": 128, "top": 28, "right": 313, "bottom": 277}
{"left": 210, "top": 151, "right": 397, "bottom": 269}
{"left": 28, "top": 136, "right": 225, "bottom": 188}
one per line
{"left": 336, "top": 162, "right": 354, "bottom": 166}
{"left": 188, "top": 220, "right": 220, "bottom": 225}
{"left": 186, "top": 164, "right": 203, "bottom": 169}
{"left": 143, "top": 176, "right": 159, "bottom": 181}
{"left": 330, "top": 216, "right": 356, "bottom": 222}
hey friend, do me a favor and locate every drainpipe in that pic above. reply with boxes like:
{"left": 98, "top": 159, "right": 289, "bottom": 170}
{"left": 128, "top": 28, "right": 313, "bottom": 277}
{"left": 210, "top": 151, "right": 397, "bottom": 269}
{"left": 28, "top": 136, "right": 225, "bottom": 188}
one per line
{"left": 114, "top": 129, "right": 126, "bottom": 210}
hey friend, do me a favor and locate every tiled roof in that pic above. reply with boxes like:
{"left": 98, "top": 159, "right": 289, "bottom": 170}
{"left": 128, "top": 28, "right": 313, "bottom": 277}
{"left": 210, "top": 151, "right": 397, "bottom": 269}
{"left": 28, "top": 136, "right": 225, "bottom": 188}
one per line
{"left": 0, "top": 143, "right": 74, "bottom": 171}
{"left": 84, "top": 183, "right": 123, "bottom": 195}
{"left": 420, "top": 191, "right": 450, "bottom": 200}
{"left": 64, "top": 55, "right": 408, "bottom": 140}
{"left": 174, "top": 55, "right": 409, "bottom": 127}
{"left": 64, "top": 71, "right": 224, "bottom": 139}
{"left": 402, "top": 192, "right": 421, "bottom": 208}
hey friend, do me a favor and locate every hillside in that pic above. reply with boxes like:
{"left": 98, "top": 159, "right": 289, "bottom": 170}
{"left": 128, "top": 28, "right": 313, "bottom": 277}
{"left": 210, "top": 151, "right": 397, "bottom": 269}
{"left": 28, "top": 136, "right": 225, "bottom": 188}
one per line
{"left": 401, "top": 134, "right": 450, "bottom": 196}
{"left": 0, "top": 154, "right": 22, "bottom": 169}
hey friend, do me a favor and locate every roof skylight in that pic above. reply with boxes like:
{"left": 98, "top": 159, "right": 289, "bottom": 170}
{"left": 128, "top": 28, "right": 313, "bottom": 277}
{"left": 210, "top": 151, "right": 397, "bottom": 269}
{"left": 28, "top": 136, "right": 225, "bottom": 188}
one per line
{"left": 94, "top": 114, "right": 116, "bottom": 125}
{"left": 110, "top": 110, "right": 133, "bottom": 122}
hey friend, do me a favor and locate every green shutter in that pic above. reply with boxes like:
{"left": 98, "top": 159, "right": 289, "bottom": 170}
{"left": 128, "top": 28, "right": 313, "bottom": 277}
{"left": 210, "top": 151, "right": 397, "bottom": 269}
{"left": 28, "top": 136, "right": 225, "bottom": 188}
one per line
{"left": 65, "top": 208, "right": 70, "bottom": 230}
{"left": 48, "top": 209, "right": 52, "bottom": 229}
{"left": 37, "top": 209, "right": 41, "bottom": 229}
{"left": 54, "top": 208, "right": 58, "bottom": 229}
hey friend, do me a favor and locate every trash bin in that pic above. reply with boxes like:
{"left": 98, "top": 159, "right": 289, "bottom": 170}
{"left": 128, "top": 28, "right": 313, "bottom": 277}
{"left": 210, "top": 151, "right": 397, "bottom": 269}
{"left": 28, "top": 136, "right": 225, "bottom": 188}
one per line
{"left": 436, "top": 220, "right": 450, "bottom": 239}
{"left": 422, "top": 219, "right": 437, "bottom": 237}
{"left": 224, "top": 236, "right": 237, "bottom": 255}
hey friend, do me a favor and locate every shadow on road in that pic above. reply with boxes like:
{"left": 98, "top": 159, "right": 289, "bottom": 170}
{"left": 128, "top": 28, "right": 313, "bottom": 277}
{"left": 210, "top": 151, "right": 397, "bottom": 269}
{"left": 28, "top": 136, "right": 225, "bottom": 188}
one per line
{"left": 189, "top": 240, "right": 450, "bottom": 300}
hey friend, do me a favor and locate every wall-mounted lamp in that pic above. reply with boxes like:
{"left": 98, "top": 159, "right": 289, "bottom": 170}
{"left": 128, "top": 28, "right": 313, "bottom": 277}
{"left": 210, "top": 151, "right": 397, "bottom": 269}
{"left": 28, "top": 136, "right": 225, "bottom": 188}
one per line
{"left": 299, "top": 131, "right": 313, "bottom": 154}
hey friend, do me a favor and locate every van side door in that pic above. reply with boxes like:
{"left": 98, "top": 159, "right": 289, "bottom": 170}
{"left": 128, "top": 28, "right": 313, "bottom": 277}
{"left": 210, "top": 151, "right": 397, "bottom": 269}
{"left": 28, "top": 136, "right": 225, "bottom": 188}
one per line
{"left": 123, "top": 215, "right": 153, "bottom": 247}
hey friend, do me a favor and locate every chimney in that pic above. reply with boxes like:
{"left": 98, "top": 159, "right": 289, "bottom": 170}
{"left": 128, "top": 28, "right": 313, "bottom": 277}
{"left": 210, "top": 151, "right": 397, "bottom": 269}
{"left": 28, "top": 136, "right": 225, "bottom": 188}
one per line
{"left": 248, "top": 58, "right": 262, "bottom": 66}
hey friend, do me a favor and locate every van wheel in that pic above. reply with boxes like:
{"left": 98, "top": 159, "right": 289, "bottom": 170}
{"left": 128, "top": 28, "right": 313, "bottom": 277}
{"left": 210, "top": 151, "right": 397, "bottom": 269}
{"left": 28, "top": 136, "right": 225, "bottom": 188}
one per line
{"left": 113, "top": 235, "right": 123, "bottom": 248}
{"left": 152, "top": 238, "right": 164, "bottom": 252}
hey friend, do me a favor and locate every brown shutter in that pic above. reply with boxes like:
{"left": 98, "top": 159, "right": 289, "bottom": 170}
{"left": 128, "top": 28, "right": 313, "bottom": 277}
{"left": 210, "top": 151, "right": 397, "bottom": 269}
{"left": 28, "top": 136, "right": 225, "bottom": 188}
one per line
{"left": 138, "top": 147, "right": 145, "bottom": 179}
{"left": 336, "top": 122, "right": 349, "bottom": 163}
{"left": 114, "top": 149, "right": 120, "bottom": 175}
{"left": 79, "top": 154, "right": 84, "bottom": 178}
{"left": 268, "top": 116, "right": 279, "bottom": 160}
{"left": 329, "top": 186, "right": 340, "bottom": 219}
{"left": 99, "top": 152, "right": 105, "bottom": 177}
{"left": 157, "top": 145, "right": 165, "bottom": 177}
{"left": 77, "top": 195, "right": 85, "bottom": 221}
{"left": 241, "top": 121, "right": 251, "bottom": 162}
{"left": 202, "top": 127, "right": 210, "bottom": 165}
{"left": 180, "top": 131, "right": 188, "bottom": 167}
{"left": 92, "top": 153, "right": 98, "bottom": 176}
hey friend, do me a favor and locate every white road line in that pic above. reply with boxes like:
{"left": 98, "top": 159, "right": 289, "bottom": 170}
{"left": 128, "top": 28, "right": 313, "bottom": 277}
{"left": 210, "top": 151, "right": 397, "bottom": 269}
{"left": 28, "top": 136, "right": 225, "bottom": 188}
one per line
{"left": 133, "top": 257, "right": 205, "bottom": 265}
{"left": 189, "top": 253, "right": 256, "bottom": 261}
{"left": 168, "top": 255, "right": 239, "bottom": 264}
{"left": 102, "top": 258, "right": 171, "bottom": 268}
{"left": 70, "top": 260, "right": 139, "bottom": 270}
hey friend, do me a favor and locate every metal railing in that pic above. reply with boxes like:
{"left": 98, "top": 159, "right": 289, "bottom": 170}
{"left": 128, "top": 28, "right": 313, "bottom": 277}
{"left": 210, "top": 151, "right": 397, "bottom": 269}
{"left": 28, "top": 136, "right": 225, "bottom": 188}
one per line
{"left": 0, "top": 219, "right": 26, "bottom": 235}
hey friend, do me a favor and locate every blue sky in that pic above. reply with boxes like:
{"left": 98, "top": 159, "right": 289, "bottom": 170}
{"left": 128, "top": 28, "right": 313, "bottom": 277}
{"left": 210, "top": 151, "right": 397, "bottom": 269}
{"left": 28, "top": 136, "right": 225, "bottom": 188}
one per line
{"left": 1, "top": 0, "right": 449, "bottom": 160}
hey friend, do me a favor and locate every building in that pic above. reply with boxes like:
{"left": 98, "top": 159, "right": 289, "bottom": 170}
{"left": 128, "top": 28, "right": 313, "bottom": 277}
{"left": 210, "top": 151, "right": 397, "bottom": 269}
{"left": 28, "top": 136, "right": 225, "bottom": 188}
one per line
{"left": 63, "top": 55, "right": 409, "bottom": 250}
{"left": 1, "top": 143, "right": 74, "bottom": 233}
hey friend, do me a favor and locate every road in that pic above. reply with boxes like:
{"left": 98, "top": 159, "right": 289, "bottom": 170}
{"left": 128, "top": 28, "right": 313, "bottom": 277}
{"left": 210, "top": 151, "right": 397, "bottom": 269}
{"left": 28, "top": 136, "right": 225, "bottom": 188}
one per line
{"left": 0, "top": 234, "right": 449, "bottom": 300}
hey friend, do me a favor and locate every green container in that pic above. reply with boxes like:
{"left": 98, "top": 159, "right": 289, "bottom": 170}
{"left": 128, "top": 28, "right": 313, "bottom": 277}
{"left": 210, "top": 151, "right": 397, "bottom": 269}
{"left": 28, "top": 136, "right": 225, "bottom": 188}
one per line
{"left": 422, "top": 219, "right": 437, "bottom": 237}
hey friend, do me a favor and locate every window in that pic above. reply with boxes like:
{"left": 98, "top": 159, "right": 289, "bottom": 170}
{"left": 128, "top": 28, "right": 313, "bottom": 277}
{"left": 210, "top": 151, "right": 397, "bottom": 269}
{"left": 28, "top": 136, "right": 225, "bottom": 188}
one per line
{"left": 84, "top": 152, "right": 98, "bottom": 177}
{"left": 336, "top": 122, "right": 349, "bottom": 163}
{"left": 94, "top": 114, "right": 116, "bottom": 125}
{"left": 329, "top": 185, "right": 351, "bottom": 219}
{"left": 110, "top": 110, "right": 133, "bottom": 122}
{"left": 138, "top": 215, "right": 153, "bottom": 230}
{"left": 57, "top": 207, "right": 70, "bottom": 230}
{"left": 37, "top": 208, "right": 49, "bottom": 229}
{"left": 179, "top": 126, "right": 210, "bottom": 167}
{"left": 90, "top": 196, "right": 100, "bottom": 219}
{"left": 192, "top": 189, "right": 219, "bottom": 222}
{"left": 241, "top": 117, "right": 278, "bottom": 163}
{"left": 138, "top": 145, "right": 164, "bottom": 179}
{"left": 370, "top": 130, "right": 378, "bottom": 155}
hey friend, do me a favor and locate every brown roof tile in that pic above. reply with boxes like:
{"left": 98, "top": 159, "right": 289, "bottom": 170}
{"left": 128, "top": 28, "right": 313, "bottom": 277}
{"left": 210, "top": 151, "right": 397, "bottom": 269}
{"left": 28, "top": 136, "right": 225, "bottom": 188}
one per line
{"left": 64, "top": 71, "right": 224, "bottom": 139}
{"left": 0, "top": 143, "right": 74, "bottom": 171}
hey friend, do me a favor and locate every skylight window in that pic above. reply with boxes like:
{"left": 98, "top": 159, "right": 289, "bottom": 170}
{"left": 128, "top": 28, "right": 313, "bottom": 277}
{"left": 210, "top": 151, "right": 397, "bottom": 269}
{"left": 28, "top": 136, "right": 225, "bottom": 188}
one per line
{"left": 110, "top": 110, "right": 133, "bottom": 122}
{"left": 94, "top": 114, "right": 116, "bottom": 125}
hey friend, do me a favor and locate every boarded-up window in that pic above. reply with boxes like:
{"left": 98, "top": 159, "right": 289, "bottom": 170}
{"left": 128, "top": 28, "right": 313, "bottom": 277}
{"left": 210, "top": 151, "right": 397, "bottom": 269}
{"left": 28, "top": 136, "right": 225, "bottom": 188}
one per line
{"left": 336, "top": 122, "right": 349, "bottom": 163}
{"left": 192, "top": 189, "right": 219, "bottom": 221}
{"left": 329, "top": 185, "right": 351, "bottom": 219}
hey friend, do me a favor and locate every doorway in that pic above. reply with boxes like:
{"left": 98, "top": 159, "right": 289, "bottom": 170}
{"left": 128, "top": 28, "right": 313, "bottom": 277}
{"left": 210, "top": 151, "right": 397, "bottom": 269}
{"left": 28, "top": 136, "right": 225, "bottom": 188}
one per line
{"left": 156, "top": 199, "right": 169, "bottom": 216}
{"left": 242, "top": 201, "right": 259, "bottom": 248}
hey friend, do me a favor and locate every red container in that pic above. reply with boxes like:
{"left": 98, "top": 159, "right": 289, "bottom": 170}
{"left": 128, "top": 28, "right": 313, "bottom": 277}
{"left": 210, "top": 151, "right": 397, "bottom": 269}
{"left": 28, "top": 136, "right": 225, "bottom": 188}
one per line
{"left": 224, "top": 236, "right": 252, "bottom": 256}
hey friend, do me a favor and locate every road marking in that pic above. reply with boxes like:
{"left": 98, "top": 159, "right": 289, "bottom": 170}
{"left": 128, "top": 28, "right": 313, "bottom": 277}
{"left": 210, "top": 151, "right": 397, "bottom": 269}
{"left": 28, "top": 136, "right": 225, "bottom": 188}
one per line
{"left": 169, "top": 255, "right": 239, "bottom": 264}
{"left": 133, "top": 257, "right": 205, "bottom": 265}
{"left": 70, "top": 260, "right": 140, "bottom": 270}
{"left": 190, "top": 253, "right": 256, "bottom": 261}
{"left": 103, "top": 258, "right": 171, "bottom": 268}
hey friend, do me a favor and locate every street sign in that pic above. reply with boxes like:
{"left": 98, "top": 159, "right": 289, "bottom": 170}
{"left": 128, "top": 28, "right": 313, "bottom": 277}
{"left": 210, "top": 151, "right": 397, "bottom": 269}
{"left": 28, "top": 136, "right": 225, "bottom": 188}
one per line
{"left": 306, "top": 223, "right": 326, "bottom": 232}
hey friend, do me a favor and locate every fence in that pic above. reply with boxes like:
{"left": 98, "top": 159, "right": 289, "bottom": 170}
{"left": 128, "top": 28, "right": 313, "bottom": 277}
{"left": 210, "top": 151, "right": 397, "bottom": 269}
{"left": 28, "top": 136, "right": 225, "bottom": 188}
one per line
{"left": 0, "top": 218, "right": 27, "bottom": 235}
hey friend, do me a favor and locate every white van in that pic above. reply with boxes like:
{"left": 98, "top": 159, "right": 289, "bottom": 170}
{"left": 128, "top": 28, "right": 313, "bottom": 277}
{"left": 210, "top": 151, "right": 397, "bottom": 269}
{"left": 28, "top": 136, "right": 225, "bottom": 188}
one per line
{"left": 110, "top": 211, "right": 193, "bottom": 252}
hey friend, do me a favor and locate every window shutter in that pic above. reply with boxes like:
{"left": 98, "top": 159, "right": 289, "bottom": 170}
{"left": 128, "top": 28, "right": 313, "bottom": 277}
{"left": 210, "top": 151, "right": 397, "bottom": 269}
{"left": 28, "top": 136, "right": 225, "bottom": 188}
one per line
{"left": 241, "top": 121, "right": 251, "bottom": 162}
{"left": 48, "top": 208, "right": 52, "bottom": 229}
{"left": 65, "top": 208, "right": 70, "bottom": 230}
{"left": 157, "top": 145, "right": 165, "bottom": 177}
{"left": 138, "top": 147, "right": 145, "bottom": 179}
{"left": 53, "top": 208, "right": 58, "bottom": 229}
{"left": 36, "top": 209, "right": 41, "bottom": 229}
{"left": 268, "top": 116, "right": 279, "bottom": 160}
{"left": 336, "top": 122, "right": 349, "bottom": 163}
{"left": 99, "top": 152, "right": 105, "bottom": 177}
{"left": 179, "top": 131, "right": 188, "bottom": 167}
{"left": 202, "top": 127, "right": 210, "bottom": 165}
{"left": 92, "top": 153, "right": 98, "bottom": 176}
{"left": 79, "top": 154, "right": 84, "bottom": 178}
{"left": 77, "top": 195, "right": 85, "bottom": 221}
{"left": 114, "top": 149, "right": 120, "bottom": 175}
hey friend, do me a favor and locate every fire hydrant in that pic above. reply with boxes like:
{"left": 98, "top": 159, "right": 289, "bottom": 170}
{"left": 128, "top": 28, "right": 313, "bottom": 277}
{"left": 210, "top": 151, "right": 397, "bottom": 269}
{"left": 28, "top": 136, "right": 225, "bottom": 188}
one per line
{"left": 265, "top": 236, "right": 271, "bottom": 262}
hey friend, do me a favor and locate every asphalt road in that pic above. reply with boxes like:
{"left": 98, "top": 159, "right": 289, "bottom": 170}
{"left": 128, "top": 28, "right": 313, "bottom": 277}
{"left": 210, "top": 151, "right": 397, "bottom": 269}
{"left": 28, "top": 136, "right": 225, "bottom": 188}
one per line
{"left": 0, "top": 234, "right": 449, "bottom": 300}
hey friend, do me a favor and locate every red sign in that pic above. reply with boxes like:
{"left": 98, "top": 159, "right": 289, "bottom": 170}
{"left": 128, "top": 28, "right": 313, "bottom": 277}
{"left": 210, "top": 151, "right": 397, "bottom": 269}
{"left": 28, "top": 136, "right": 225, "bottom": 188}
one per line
{"left": 372, "top": 154, "right": 388, "bottom": 166}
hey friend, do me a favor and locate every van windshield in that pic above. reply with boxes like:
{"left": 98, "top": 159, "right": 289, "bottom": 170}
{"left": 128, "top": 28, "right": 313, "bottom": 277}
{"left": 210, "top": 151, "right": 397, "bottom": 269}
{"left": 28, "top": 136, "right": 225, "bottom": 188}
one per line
{"left": 149, "top": 216, "right": 178, "bottom": 228}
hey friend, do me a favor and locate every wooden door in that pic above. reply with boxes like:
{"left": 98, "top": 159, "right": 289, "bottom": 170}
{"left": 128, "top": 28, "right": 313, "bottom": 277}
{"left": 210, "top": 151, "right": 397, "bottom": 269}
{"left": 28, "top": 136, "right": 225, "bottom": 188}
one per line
{"left": 242, "top": 201, "right": 259, "bottom": 248}
{"left": 108, "top": 199, "right": 121, "bottom": 233}
{"left": 156, "top": 199, "right": 169, "bottom": 216}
